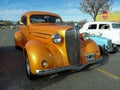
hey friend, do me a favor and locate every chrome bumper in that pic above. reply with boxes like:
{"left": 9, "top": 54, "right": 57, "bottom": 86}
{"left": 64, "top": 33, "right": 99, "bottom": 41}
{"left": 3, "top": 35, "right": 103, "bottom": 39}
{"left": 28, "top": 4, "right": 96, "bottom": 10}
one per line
{"left": 35, "top": 54, "right": 108, "bottom": 75}
{"left": 106, "top": 44, "right": 118, "bottom": 53}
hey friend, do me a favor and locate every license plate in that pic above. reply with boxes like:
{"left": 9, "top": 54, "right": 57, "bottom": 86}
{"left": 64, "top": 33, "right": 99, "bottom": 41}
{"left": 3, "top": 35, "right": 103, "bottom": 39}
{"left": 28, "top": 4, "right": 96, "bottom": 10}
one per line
{"left": 85, "top": 53, "right": 94, "bottom": 61}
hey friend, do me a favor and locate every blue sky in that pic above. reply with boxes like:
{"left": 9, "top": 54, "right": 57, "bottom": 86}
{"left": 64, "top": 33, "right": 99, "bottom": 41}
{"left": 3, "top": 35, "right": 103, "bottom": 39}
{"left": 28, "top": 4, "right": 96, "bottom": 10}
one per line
{"left": 0, "top": 0, "right": 120, "bottom": 21}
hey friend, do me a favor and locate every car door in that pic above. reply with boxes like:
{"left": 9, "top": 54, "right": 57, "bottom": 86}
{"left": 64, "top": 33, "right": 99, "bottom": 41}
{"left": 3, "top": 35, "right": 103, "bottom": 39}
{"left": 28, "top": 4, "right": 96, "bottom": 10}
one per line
{"left": 97, "top": 24, "right": 112, "bottom": 38}
{"left": 85, "top": 24, "right": 100, "bottom": 36}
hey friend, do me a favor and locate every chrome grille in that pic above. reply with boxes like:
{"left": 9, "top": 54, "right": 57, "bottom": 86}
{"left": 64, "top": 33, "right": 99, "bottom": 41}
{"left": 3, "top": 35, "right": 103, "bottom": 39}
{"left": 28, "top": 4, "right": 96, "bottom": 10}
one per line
{"left": 65, "top": 28, "right": 80, "bottom": 65}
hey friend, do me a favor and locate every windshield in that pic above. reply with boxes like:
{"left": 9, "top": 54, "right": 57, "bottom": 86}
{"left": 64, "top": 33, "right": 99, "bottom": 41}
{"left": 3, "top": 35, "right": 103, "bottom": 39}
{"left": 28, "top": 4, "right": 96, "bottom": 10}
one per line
{"left": 112, "top": 23, "right": 120, "bottom": 29}
{"left": 30, "top": 15, "right": 62, "bottom": 24}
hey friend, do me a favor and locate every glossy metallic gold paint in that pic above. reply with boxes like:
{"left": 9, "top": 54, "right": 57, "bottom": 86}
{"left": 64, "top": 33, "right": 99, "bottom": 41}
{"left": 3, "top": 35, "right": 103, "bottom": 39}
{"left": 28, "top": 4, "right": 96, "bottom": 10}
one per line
{"left": 14, "top": 11, "right": 103, "bottom": 75}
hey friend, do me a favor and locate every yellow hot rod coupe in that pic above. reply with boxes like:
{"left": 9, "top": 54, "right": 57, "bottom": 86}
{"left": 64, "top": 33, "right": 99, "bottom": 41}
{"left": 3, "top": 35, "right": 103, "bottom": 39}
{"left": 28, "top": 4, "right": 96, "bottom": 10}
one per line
{"left": 14, "top": 11, "right": 107, "bottom": 79}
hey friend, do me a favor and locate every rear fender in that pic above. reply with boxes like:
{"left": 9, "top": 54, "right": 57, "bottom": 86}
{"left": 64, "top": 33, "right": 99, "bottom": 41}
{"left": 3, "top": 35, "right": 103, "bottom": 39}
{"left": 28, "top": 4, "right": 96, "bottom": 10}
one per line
{"left": 14, "top": 31, "right": 26, "bottom": 49}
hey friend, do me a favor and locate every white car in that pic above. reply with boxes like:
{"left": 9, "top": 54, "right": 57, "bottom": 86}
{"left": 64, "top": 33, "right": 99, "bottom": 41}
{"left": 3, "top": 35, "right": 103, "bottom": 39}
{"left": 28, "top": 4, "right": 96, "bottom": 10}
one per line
{"left": 80, "top": 22, "right": 120, "bottom": 45}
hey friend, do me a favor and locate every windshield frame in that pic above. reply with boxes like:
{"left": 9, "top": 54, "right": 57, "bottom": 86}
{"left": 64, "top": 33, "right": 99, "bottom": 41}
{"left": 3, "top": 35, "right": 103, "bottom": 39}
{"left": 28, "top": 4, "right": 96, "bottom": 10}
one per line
{"left": 30, "top": 14, "right": 62, "bottom": 24}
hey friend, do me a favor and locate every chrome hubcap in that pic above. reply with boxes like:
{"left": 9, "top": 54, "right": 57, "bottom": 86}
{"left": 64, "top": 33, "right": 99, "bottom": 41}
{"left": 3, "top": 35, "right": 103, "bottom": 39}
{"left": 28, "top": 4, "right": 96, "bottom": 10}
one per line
{"left": 26, "top": 56, "right": 30, "bottom": 75}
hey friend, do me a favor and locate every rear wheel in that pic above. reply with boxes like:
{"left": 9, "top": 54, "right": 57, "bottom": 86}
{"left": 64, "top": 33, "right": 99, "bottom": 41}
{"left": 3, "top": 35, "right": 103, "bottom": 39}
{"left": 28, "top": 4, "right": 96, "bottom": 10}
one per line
{"left": 25, "top": 53, "right": 36, "bottom": 80}
{"left": 14, "top": 40, "right": 21, "bottom": 50}
{"left": 15, "top": 46, "right": 20, "bottom": 49}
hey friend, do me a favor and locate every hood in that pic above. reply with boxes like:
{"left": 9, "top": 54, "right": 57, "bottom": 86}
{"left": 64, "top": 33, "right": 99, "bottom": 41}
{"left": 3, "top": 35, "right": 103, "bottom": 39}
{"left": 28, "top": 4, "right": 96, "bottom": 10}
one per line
{"left": 90, "top": 36, "right": 110, "bottom": 46}
{"left": 29, "top": 24, "right": 73, "bottom": 35}
{"left": 90, "top": 36, "right": 110, "bottom": 41}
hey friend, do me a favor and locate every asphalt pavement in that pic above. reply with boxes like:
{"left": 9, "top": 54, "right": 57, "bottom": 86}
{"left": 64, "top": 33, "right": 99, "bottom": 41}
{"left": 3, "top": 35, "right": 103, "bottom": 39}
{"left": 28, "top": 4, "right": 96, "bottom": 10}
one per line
{"left": 0, "top": 29, "right": 120, "bottom": 90}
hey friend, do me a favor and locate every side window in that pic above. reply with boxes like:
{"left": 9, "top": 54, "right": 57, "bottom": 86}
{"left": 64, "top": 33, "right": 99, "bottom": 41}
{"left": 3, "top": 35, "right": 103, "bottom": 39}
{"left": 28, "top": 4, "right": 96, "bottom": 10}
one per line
{"left": 21, "top": 16, "right": 27, "bottom": 25}
{"left": 99, "top": 24, "right": 110, "bottom": 29}
{"left": 88, "top": 24, "right": 97, "bottom": 29}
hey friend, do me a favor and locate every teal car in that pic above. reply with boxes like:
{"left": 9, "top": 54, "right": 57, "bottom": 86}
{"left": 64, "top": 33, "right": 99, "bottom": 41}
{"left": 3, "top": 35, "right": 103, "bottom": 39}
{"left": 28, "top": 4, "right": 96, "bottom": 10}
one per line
{"left": 90, "top": 36, "right": 118, "bottom": 53}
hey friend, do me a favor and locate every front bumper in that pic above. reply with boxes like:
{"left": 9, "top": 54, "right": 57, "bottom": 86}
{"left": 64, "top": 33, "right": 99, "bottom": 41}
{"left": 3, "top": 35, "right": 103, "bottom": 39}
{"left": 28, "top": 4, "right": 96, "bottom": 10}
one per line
{"left": 106, "top": 44, "right": 118, "bottom": 53}
{"left": 35, "top": 54, "right": 108, "bottom": 75}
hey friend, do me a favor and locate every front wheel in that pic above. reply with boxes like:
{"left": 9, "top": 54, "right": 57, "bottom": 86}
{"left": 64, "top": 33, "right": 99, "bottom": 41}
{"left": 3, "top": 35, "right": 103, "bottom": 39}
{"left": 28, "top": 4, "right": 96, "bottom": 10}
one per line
{"left": 111, "top": 44, "right": 118, "bottom": 53}
{"left": 25, "top": 53, "right": 36, "bottom": 80}
{"left": 99, "top": 45, "right": 108, "bottom": 55}
{"left": 99, "top": 45, "right": 108, "bottom": 65}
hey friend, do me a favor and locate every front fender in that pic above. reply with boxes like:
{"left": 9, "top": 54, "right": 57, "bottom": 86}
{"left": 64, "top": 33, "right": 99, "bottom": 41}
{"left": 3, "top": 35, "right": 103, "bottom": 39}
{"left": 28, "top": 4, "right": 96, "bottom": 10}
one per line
{"left": 80, "top": 39, "right": 101, "bottom": 64}
{"left": 85, "top": 39, "right": 101, "bottom": 56}
{"left": 24, "top": 40, "right": 64, "bottom": 74}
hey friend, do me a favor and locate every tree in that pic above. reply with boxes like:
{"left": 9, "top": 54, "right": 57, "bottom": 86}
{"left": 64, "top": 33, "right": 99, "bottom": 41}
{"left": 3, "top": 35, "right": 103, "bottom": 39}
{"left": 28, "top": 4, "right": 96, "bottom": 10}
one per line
{"left": 80, "top": 0, "right": 113, "bottom": 21}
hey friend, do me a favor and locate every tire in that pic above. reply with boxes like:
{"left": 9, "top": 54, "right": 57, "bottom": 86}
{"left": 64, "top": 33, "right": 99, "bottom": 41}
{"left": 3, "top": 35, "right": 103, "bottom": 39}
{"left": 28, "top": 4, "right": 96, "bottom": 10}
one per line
{"left": 114, "top": 45, "right": 118, "bottom": 53}
{"left": 109, "top": 45, "right": 118, "bottom": 53}
{"left": 99, "top": 45, "right": 108, "bottom": 65}
{"left": 25, "top": 53, "right": 36, "bottom": 80}
{"left": 99, "top": 45, "right": 106, "bottom": 55}
{"left": 15, "top": 46, "right": 20, "bottom": 49}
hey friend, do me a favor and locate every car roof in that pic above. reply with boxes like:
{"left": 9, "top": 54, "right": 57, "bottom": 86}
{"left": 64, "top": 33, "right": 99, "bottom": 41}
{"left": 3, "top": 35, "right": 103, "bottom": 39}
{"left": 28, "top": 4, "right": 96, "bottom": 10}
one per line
{"left": 22, "top": 11, "right": 61, "bottom": 18}
{"left": 84, "top": 21, "right": 120, "bottom": 24}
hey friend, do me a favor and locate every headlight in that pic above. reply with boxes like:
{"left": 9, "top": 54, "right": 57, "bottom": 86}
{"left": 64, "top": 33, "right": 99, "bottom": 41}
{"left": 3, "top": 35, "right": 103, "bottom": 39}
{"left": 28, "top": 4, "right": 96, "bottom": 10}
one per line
{"left": 82, "top": 32, "right": 90, "bottom": 41}
{"left": 52, "top": 33, "right": 62, "bottom": 44}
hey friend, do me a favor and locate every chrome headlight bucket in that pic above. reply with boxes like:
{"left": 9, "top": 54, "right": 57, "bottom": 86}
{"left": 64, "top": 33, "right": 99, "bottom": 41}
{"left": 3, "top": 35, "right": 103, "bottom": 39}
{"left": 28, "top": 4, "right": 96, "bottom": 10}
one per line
{"left": 82, "top": 32, "right": 90, "bottom": 41}
{"left": 52, "top": 33, "right": 62, "bottom": 44}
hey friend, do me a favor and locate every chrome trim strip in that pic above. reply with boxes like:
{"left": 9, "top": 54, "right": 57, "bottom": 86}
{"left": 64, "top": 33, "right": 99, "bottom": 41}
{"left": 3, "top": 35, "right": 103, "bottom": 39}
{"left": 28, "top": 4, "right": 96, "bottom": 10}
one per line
{"left": 31, "top": 35, "right": 47, "bottom": 39}
{"left": 32, "top": 32, "right": 51, "bottom": 36}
